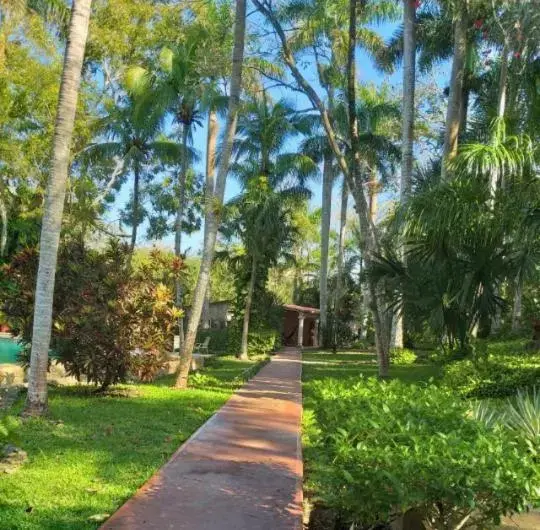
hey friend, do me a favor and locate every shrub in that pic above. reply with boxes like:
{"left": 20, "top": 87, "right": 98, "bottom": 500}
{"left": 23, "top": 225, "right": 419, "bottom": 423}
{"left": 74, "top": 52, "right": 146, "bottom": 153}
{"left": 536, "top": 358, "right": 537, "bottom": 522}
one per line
{"left": 441, "top": 346, "right": 540, "bottom": 398}
{"left": 1, "top": 242, "right": 180, "bottom": 388}
{"left": 227, "top": 325, "right": 280, "bottom": 357}
{"left": 304, "top": 378, "right": 539, "bottom": 529}
{"left": 390, "top": 347, "right": 417, "bottom": 365}
{"left": 195, "top": 329, "right": 229, "bottom": 355}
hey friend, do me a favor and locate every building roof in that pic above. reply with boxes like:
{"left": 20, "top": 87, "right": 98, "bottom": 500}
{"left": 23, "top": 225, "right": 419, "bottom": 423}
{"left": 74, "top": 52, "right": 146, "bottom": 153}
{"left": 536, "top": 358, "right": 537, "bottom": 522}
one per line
{"left": 283, "top": 304, "right": 320, "bottom": 315}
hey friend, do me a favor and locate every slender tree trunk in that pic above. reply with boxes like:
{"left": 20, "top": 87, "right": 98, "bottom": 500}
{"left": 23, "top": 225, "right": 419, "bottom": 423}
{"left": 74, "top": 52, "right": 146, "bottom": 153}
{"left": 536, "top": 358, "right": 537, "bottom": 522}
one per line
{"left": 175, "top": 124, "right": 189, "bottom": 348}
{"left": 175, "top": 0, "right": 246, "bottom": 388}
{"left": 512, "top": 276, "right": 522, "bottom": 332}
{"left": 201, "top": 109, "right": 219, "bottom": 331}
{"left": 394, "top": 0, "right": 416, "bottom": 349}
{"left": 0, "top": 193, "right": 8, "bottom": 257}
{"left": 497, "top": 43, "right": 509, "bottom": 119}
{"left": 441, "top": 10, "right": 468, "bottom": 180}
{"left": 319, "top": 153, "right": 332, "bottom": 347}
{"left": 25, "top": 0, "right": 92, "bottom": 416}
{"left": 459, "top": 77, "right": 470, "bottom": 139}
{"left": 348, "top": 0, "right": 389, "bottom": 377}
{"left": 240, "top": 257, "right": 256, "bottom": 360}
{"left": 333, "top": 178, "right": 348, "bottom": 344}
{"left": 130, "top": 163, "right": 140, "bottom": 252}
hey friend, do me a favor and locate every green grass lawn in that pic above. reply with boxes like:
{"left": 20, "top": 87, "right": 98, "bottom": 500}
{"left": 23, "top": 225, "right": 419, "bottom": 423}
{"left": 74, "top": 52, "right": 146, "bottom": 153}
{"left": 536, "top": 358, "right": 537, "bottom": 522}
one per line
{"left": 0, "top": 356, "right": 262, "bottom": 530}
{"left": 302, "top": 350, "right": 441, "bottom": 388}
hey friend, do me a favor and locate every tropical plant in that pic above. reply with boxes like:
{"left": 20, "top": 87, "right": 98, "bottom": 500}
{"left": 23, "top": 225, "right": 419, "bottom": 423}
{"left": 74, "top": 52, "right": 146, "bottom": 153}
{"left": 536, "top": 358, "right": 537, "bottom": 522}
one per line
{"left": 175, "top": 0, "right": 247, "bottom": 388}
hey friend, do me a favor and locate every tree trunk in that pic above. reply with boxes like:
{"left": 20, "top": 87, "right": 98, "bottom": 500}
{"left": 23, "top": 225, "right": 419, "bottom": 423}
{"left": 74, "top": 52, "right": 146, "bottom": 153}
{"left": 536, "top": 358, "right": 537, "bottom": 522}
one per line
{"left": 201, "top": 109, "right": 218, "bottom": 331}
{"left": 393, "top": 0, "right": 416, "bottom": 349}
{"left": 441, "top": 10, "right": 468, "bottom": 180}
{"left": 25, "top": 0, "right": 92, "bottom": 416}
{"left": 0, "top": 192, "right": 8, "bottom": 257}
{"left": 130, "top": 163, "right": 140, "bottom": 253}
{"left": 319, "top": 153, "right": 332, "bottom": 347}
{"left": 497, "top": 43, "right": 509, "bottom": 119}
{"left": 401, "top": 0, "right": 415, "bottom": 202}
{"left": 333, "top": 178, "right": 348, "bottom": 345}
{"left": 511, "top": 277, "right": 522, "bottom": 332}
{"left": 175, "top": 0, "right": 246, "bottom": 389}
{"left": 348, "top": 0, "right": 389, "bottom": 378}
{"left": 175, "top": 124, "right": 189, "bottom": 349}
{"left": 240, "top": 257, "right": 256, "bottom": 360}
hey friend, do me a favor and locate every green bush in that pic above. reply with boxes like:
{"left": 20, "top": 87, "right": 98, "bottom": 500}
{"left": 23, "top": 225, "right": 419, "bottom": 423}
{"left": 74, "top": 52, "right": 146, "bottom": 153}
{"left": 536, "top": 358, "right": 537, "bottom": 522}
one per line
{"left": 304, "top": 378, "right": 539, "bottom": 528}
{"left": 441, "top": 344, "right": 540, "bottom": 398}
{"left": 390, "top": 347, "right": 417, "bottom": 365}
{"left": 227, "top": 325, "right": 280, "bottom": 357}
{"left": 195, "top": 329, "right": 229, "bottom": 355}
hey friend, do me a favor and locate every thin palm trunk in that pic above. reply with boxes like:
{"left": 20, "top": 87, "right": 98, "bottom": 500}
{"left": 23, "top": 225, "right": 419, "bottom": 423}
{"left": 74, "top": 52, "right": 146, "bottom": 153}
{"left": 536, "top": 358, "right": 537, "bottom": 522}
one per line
{"left": 348, "top": 0, "right": 389, "bottom": 377}
{"left": 319, "top": 153, "right": 332, "bottom": 347}
{"left": 175, "top": 0, "right": 246, "bottom": 388}
{"left": 175, "top": 124, "right": 189, "bottom": 348}
{"left": 511, "top": 276, "right": 522, "bottom": 332}
{"left": 333, "top": 178, "right": 348, "bottom": 346}
{"left": 240, "top": 257, "right": 256, "bottom": 360}
{"left": 130, "top": 163, "right": 140, "bottom": 252}
{"left": 200, "top": 110, "right": 219, "bottom": 331}
{"left": 0, "top": 192, "right": 7, "bottom": 257}
{"left": 441, "top": 10, "right": 468, "bottom": 180}
{"left": 394, "top": 0, "right": 416, "bottom": 349}
{"left": 25, "top": 0, "right": 92, "bottom": 416}
{"left": 497, "top": 43, "right": 509, "bottom": 119}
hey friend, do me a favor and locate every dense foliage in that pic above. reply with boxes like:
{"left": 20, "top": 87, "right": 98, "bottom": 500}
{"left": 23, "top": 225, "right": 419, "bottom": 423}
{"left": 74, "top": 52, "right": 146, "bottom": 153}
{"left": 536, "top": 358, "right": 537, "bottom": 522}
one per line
{"left": 1, "top": 242, "right": 180, "bottom": 387}
{"left": 304, "top": 378, "right": 540, "bottom": 528}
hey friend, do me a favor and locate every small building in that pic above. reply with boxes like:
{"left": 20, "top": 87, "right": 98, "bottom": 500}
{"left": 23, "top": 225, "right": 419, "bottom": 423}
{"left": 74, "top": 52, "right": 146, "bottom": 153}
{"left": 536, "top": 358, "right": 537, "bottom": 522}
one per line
{"left": 282, "top": 304, "right": 320, "bottom": 348}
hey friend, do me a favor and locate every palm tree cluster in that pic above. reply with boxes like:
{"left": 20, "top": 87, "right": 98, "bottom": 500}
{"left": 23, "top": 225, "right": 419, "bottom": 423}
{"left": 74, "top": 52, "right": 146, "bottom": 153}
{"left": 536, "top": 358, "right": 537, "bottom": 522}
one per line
{"left": 3, "top": 0, "right": 538, "bottom": 414}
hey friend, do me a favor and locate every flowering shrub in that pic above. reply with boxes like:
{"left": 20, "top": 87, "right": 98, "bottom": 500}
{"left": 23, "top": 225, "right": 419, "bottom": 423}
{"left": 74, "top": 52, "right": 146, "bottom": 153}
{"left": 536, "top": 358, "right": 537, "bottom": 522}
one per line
{"left": 1, "top": 241, "right": 181, "bottom": 388}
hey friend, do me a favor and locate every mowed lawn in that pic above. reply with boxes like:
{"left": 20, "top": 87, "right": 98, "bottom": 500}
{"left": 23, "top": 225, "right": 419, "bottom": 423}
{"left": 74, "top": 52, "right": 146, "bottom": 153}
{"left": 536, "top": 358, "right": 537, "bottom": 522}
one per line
{"left": 0, "top": 357, "right": 261, "bottom": 530}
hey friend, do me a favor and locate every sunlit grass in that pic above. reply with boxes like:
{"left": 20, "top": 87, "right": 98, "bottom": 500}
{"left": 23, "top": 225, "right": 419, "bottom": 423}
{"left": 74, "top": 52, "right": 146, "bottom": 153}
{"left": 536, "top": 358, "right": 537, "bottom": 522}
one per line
{"left": 0, "top": 356, "right": 262, "bottom": 530}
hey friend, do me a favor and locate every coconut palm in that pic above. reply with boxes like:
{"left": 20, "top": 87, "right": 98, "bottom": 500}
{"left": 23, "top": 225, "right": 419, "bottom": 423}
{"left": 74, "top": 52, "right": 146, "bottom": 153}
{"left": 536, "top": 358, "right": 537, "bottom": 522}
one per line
{"left": 25, "top": 0, "right": 93, "bottom": 416}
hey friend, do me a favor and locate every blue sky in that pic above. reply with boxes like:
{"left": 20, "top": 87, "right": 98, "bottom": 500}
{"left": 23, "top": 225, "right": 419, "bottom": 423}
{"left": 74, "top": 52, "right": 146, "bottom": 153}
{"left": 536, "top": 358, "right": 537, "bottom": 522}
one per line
{"left": 108, "top": 17, "right": 427, "bottom": 255}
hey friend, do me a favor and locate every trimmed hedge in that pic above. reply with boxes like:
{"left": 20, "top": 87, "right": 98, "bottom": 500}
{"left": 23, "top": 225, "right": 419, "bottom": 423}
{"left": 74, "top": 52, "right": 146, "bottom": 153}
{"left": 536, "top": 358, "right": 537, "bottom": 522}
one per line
{"left": 227, "top": 326, "right": 281, "bottom": 357}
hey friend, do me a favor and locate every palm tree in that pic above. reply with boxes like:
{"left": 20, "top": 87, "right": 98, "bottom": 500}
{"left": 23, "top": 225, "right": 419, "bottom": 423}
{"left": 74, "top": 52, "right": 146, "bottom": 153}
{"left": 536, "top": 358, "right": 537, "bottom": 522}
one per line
{"left": 24, "top": 0, "right": 93, "bottom": 416}
{"left": 84, "top": 95, "right": 182, "bottom": 251}
{"left": 175, "top": 0, "right": 247, "bottom": 388}
{"left": 227, "top": 95, "right": 316, "bottom": 357}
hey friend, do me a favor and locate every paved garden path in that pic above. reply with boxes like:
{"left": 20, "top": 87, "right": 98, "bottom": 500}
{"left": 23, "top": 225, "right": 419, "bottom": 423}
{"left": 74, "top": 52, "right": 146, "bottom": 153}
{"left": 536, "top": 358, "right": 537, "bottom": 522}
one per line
{"left": 101, "top": 348, "right": 303, "bottom": 530}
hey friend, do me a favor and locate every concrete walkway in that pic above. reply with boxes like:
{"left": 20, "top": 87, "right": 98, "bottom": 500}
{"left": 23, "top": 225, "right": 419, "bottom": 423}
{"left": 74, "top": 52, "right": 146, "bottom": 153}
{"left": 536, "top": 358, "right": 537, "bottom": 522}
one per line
{"left": 101, "top": 348, "right": 303, "bottom": 530}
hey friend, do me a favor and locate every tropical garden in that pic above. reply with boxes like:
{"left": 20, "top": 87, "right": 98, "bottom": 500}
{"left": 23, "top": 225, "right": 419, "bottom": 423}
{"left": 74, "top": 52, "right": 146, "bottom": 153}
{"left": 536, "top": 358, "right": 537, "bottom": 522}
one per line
{"left": 0, "top": 0, "right": 539, "bottom": 528}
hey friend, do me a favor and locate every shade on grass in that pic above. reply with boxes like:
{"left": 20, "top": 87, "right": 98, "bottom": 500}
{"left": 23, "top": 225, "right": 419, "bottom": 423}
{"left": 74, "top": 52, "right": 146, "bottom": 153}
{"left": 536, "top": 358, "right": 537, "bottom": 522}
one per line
{"left": 0, "top": 357, "right": 259, "bottom": 530}
{"left": 302, "top": 350, "right": 441, "bottom": 386}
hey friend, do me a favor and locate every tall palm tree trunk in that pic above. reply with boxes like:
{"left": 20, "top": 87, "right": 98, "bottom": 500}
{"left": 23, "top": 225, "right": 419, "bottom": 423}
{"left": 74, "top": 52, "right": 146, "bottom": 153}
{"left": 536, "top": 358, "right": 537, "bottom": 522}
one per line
{"left": 240, "top": 257, "right": 256, "bottom": 360}
{"left": 319, "top": 153, "right": 332, "bottom": 347}
{"left": 201, "top": 109, "right": 219, "bottom": 330}
{"left": 348, "top": 0, "right": 389, "bottom": 377}
{"left": 175, "top": 124, "right": 189, "bottom": 348}
{"left": 441, "top": 10, "right": 468, "bottom": 180}
{"left": 394, "top": 0, "right": 416, "bottom": 349}
{"left": 175, "top": 0, "right": 246, "bottom": 388}
{"left": 130, "top": 163, "right": 140, "bottom": 252}
{"left": 333, "top": 178, "right": 348, "bottom": 345}
{"left": 25, "top": 0, "right": 92, "bottom": 416}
